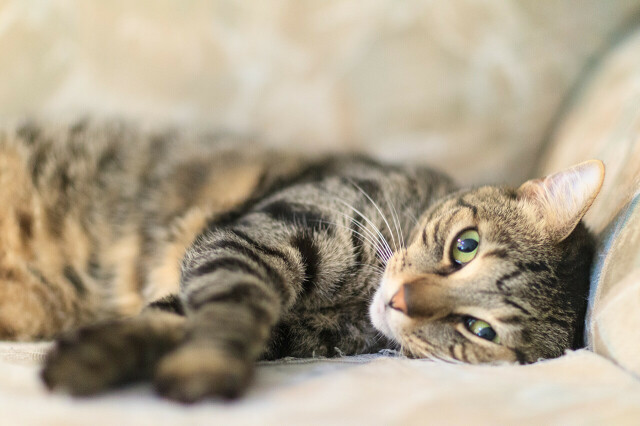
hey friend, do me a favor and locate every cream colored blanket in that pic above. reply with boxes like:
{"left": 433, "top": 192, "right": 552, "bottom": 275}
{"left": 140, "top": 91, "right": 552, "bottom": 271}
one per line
{"left": 2, "top": 343, "right": 639, "bottom": 425}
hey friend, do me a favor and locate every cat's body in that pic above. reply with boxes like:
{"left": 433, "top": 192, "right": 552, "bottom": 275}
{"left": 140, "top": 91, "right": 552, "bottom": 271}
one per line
{"left": 0, "top": 120, "right": 602, "bottom": 402}
{"left": 0, "top": 120, "right": 450, "bottom": 349}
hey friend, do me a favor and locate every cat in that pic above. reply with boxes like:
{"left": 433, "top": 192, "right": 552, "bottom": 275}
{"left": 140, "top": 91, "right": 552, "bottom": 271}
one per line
{"left": 0, "top": 120, "right": 603, "bottom": 402}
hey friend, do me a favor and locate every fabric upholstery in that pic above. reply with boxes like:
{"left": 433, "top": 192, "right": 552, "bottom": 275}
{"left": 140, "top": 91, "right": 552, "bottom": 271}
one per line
{"left": 1, "top": 0, "right": 638, "bottom": 185}
{"left": 538, "top": 30, "right": 640, "bottom": 377}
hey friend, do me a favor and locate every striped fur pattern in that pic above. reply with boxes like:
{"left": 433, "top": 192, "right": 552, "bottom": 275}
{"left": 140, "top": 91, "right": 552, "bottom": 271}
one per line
{"left": 0, "top": 120, "right": 596, "bottom": 401}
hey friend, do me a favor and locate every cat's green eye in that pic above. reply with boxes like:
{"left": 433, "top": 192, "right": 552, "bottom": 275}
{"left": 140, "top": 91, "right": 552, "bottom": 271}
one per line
{"left": 465, "top": 317, "right": 500, "bottom": 344}
{"left": 451, "top": 229, "right": 480, "bottom": 265}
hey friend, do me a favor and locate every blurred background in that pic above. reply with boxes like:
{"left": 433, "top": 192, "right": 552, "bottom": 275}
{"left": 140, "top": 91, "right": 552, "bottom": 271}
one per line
{"left": 1, "top": 0, "right": 639, "bottom": 185}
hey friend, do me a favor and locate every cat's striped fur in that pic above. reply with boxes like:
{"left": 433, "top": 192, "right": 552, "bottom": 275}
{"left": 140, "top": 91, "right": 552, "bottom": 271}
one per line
{"left": 0, "top": 120, "right": 599, "bottom": 402}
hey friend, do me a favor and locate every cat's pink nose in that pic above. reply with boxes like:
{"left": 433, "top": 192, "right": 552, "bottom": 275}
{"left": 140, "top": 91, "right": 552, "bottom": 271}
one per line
{"left": 389, "top": 286, "right": 407, "bottom": 315}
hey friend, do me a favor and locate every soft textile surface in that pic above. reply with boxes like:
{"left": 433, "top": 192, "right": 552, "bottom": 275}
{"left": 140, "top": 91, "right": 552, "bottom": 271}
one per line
{"left": 2, "top": 343, "right": 640, "bottom": 425}
{"left": 1, "top": 0, "right": 639, "bottom": 185}
{"left": 2, "top": 2, "right": 640, "bottom": 424}
{"left": 538, "top": 29, "right": 640, "bottom": 377}
{"left": 590, "top": 196, "right": 640, "bottom": 376}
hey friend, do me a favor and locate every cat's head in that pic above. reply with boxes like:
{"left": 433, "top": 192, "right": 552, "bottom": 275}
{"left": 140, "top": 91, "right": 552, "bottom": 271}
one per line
{"left": 370, "top": 160, "right": 604, "bottom": 364}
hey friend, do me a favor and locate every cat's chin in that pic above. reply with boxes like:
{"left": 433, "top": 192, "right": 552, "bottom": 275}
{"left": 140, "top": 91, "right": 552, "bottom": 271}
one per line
{"left": 369, "top": 285, "right": 397, "bottom": 340}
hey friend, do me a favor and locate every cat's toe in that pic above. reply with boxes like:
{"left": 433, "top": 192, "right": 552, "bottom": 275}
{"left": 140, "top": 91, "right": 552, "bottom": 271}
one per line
{"left": 154, "top": 346, "right": 252, "bottom": 403}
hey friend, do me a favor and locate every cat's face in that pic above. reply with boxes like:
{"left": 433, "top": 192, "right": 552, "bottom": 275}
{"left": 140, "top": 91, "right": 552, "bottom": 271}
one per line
{"left": 370, "top": 160, "right": 604, "bottom": 364}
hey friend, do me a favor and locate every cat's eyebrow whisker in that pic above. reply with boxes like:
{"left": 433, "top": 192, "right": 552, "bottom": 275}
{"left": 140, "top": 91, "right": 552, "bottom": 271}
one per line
{"left": 346, "top": 179, "right": 399, "bottom": 253}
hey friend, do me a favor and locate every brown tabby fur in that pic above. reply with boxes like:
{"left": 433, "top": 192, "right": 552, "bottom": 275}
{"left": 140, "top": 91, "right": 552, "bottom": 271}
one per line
{"left": 0, "top": 120, "right": 597, "bottom": 402}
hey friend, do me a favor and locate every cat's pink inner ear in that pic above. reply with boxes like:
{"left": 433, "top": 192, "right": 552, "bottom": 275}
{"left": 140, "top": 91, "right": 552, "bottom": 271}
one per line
{"left": 517, "top": 160, "right": 605, "bottom": 241}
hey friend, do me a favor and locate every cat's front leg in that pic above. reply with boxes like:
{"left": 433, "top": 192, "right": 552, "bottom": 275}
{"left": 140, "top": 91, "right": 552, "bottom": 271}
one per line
{"left": 152, "top": 229, "right": 300, "bottom": 402}
{"left": 154, "top": 301, "right": 274, "bottom": 402}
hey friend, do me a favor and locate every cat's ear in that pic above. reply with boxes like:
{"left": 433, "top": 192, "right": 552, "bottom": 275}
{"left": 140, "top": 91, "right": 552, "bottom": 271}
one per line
{"left": 517, "top": 160, "right": 605, "bottom": 241}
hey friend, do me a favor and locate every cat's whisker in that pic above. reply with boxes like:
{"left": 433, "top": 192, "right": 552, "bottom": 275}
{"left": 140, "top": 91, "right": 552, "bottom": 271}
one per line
{"left": 332, "top": 200, "right": 394, "bottom": 262}
{"left": 352, "top": 258, "right": 385, "bottom": 271}
{"left": 316, "top": 212, "right": 390, "bottom": 263}
{"left": 321, "top": 200, "right": 389, "bottom": 255}
{"left": 306, "top": 200, "right": 379, "bottom": 249}
{"left": 371, "top": 331, "right": 388, "bottom": 347}
{"left": 342, "top": 207, "right": 394, "bottom": 262}
{"left": 398, "top": 208, "right": 408, "bottom": 249}
{"left": 352, "top": 262, "right": 385, "bottom": 276}
{"left": 434, "top": 351, "right": 465, "bottom": 365}
{"left": 337, "top": 212, "right": 394, "bottom": 263}
{"left": 346, "top": 179, "right": 399, "bottom": 253}
{"left": 383, "top": 190, "right": 405, "bottom": 250}
{"left": 405, "top": 335, "right": 445, "bottom": 363}
{"left": 315, "top": 219, "right": 381, "bottom": 257}
{"left": 399, "top": 342, "right": 407, "bottom": 357}
{"left": 408, "top": 338, "right": 464, "bottom": 365}
{"left": 404, "top": 208, "right": 420, "bottom": 227}
{"left": 315, "top": 219, "right": 389, "bottom": 267}
{"left": 427, "top": 353, "right": 450, "bottom": 364}
{"left": 383, "top": 191, "right": 402, "bottom": 250}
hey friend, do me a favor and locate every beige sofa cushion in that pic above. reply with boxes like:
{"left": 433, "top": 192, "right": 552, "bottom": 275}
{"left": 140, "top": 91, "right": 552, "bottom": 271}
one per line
{"left": 538, "top": 30, "right": 640, "bottom": 375}
{"left": 1, "top": 0, "right": 638, "bottom": 186}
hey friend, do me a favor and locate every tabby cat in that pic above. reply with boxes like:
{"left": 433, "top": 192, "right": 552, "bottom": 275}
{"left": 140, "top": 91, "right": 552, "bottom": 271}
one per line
{"left": 0, "top": 120, "right": 603, "bottom": 402}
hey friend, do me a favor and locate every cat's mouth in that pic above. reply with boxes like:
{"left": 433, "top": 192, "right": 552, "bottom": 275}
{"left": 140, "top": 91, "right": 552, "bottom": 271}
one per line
{"left": 369, "top": 279, "right": 403, "bottom": 340}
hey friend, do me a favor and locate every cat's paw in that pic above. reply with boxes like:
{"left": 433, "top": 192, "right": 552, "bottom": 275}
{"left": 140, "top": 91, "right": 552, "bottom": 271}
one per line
{"left": 41, "top": 323, "right": 136, "bottom": 395}
{"left": 41, "top": 312, "right": 186, "bottom": 396}
{"left": 154, "top": 346, "right": 253, "bottom": 403}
